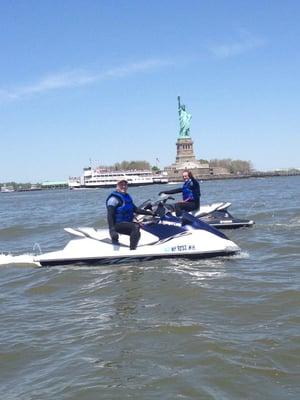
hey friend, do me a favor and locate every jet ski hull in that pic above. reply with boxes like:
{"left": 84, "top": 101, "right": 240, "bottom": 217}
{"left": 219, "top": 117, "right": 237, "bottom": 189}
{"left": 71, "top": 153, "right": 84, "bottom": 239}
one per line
{"left": 193, "top": 203, "right": 255, "bottom": 229}
{"left": 34, "top": 221, "right": 240, "bottom": 267}
{"left": 37, "top": 250, "right": 238, "bottom": 267}
{"left": 200, "top": 215, "right": 254, "bottom": 229}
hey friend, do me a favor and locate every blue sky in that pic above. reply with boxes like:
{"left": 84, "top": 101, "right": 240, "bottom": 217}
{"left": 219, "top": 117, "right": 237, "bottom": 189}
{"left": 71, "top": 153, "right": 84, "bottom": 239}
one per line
{"left": 1, "top": 0, "right": 299, "bottom": 182}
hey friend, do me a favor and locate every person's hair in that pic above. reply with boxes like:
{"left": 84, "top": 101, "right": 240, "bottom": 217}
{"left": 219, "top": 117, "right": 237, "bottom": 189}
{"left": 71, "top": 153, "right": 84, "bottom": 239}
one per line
{"left": 183, "top": 170, "right": 194, "bottom": 179}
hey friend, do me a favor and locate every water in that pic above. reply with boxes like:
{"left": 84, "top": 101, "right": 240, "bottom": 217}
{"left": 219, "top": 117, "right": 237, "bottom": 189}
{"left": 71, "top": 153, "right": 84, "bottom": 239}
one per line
{"left": 0, "top": 176, "right": 299, "bottom": 399}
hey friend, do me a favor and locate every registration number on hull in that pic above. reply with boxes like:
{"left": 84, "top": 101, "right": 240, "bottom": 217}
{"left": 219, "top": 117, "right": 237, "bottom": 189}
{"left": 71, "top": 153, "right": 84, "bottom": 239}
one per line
{"left": 164, "top": 244, "right": 196, "bottom": 253}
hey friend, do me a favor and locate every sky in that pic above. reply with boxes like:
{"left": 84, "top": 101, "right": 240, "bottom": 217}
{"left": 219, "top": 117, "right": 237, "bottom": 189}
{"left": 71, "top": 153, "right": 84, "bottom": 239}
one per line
{"left": 1, "top": 0, "right": 299, "bottom": 182}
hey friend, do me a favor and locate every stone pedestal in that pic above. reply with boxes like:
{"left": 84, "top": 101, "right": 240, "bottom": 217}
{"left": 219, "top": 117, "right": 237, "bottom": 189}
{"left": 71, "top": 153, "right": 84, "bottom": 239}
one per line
{"left": 164, "top": 137, "right": 211, "bottom": 181}
{"left": 175, "top": 138, "right": 196, "bottom": 164}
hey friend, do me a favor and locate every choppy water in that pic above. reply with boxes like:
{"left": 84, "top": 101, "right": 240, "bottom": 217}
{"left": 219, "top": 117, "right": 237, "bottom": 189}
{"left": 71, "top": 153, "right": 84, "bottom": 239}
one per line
{"left": 0, "top": 176, "right": 299, "bottom": 399}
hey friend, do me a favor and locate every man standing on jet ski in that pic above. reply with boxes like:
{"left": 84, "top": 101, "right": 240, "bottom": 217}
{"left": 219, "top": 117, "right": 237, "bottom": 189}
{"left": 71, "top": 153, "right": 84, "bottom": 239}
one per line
{"left": 159, "top": 170, "right": 201, "bottom": 216}
{"left": 106, "top": 180, "right": 155, "bottom": 250}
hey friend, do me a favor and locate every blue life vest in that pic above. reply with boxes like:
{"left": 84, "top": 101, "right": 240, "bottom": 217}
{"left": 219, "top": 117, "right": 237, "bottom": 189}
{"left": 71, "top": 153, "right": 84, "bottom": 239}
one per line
{"left": 106, "top": 191, "right": 134, "bottom": 223}
{"left": 182, "top": 179, "right": 200, "bottom": 202}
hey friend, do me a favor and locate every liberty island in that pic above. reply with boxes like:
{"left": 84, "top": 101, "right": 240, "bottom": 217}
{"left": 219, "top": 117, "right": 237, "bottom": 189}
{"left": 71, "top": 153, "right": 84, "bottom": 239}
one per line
{"left": 1, "top": 97, "right": 299, "bottom": 189}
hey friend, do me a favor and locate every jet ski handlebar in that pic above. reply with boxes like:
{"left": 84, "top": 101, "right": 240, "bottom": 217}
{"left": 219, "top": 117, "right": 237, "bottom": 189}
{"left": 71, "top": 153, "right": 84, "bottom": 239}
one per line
{"left": 137, "top": 196, "right": 176, "bottom": 223}
{"left": 138, "top": 196, "right": 175, "bottom": 210}
{"left": 161, "top": 195, "right": 175, "bottom": 203}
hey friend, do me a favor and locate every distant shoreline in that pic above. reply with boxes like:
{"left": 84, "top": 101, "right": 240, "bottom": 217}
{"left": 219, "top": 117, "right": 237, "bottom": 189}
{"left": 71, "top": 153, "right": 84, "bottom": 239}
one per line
{"left": 169, "top": 170, "right": 300, "bottom": 183}
{"left": 1, "top": 170, "right": 299, "bottom": 190}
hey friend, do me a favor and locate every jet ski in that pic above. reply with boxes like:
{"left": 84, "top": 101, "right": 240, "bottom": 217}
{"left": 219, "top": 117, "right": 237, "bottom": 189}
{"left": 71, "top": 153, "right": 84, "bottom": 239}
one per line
{"left": 139, "top": 197, "right": 254, "bottom": 229}
{"left": 34, "top": 211, "right": 239, "bottom": 267}
{"left": 192, "top": 201, "right": 255, "bottom": 229}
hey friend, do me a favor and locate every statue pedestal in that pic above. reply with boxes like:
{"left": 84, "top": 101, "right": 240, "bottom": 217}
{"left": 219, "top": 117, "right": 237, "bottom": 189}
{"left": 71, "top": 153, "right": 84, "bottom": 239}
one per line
{"left": 176, "top": 137, "right": 196, "bottom": 164}
{"left": 164, "top": 137, "right": 211, "bottom": 181}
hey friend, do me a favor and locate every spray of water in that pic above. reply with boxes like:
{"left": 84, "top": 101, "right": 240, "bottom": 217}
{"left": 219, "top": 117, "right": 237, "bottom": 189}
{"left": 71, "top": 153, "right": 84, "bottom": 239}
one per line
{"left": 33, "top": 242, "right": 42, "bottom": 255}
{"left": 0, "top": 252, "right": 39, "bottom": 266}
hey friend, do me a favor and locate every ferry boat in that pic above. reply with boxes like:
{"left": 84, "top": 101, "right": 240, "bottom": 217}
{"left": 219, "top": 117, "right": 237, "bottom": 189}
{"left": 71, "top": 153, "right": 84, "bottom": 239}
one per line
{"left": 1, "top": 184, "right": 15, "bottom": 193}
{"left": 68, "top": 167, "right": 168, "bottom": 189}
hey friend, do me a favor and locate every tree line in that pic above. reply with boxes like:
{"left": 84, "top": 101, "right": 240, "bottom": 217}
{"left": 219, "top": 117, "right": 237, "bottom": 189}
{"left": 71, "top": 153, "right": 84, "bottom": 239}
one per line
{"left": 111, "top": 160, "right": 151, "bottom": 171}
{"left": 0, "top": 182, "right": 36, "bottom": 190}
{"left": 204, "top": 159, "right": 254, "bottom": 175}
{"left": 109, "top": 159, "right": 254, "bottom": 175}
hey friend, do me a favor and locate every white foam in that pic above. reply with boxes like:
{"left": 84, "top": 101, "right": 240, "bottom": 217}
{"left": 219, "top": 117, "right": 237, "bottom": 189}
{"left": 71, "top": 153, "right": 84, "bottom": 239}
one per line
{"left": 274, "top": 219, "right": 300, "bottom": 228}
{"left": 0, "top": 253, "right": 40, "bottom": 266}
{"left": 231, "top": 251, "right": 249, "bottom": 259}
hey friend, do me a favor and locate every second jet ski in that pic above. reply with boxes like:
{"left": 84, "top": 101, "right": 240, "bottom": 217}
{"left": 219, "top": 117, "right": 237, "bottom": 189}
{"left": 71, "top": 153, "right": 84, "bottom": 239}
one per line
{"left": 192, "top": 201, "right": 254, "bottom": 229}
{"left": 139, "top": 196, "right": 254, "bottom": 229}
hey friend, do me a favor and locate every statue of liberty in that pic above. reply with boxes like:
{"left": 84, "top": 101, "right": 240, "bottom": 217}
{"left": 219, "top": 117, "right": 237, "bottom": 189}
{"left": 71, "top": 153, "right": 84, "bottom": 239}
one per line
{"left": 178, "top": 96, "right": 192, "bottom": 138}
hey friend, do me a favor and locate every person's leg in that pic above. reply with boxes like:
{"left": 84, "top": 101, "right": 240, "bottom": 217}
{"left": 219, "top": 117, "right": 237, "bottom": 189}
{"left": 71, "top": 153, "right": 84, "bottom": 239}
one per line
{"left": 129, "top": 223, "right": 140, "bottom": 250}
{"left": 174, "top": 203, "right": 183, "bottom": 217}
{"left": 115, "top": 222, "right": 141, "bottom": 250}
{"left": 176, "top": 201, "right": 197, "bottom": 216}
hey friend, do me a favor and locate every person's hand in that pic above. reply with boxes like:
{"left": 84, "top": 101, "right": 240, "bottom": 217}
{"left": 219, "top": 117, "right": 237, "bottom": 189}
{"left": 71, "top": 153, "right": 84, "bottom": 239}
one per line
{"left": 109, "top": 228, "right": 119, "bottom": 242}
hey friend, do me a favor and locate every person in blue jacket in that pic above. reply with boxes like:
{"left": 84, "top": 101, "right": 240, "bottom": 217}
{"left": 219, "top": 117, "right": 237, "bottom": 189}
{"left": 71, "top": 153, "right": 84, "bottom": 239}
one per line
{"left": 106, "top": 180, "right": 154, "bottom": 250}
{"left": 159, "top": 170, "right": 201, "bottom": 216}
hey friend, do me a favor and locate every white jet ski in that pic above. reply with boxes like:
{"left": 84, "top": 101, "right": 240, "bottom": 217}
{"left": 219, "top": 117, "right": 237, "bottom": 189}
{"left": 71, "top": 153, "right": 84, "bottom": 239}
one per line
{"left": 140, "top": 197, "right": 254, "bottom": 229}
{"left": 192, "top": 201, "right": 255, "bottom": 229}
{"left": 34, "top": 212, "right": 239, "bottom": 267}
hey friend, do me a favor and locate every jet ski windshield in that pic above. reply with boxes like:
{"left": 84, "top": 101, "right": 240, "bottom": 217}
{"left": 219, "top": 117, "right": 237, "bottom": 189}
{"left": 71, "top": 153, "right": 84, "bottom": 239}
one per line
{"left": 155, "top": 202, "right": 168, "bottom": 218}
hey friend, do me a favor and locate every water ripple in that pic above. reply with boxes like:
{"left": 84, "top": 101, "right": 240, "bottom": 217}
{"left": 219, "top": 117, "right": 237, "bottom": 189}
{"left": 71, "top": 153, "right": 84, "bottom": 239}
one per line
{"left": 0, "top": 177, "right": 300, "bottom": 399}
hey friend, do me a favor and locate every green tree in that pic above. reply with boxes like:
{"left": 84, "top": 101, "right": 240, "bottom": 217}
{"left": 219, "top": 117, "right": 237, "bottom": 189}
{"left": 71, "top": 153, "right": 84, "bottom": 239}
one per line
{"left": 113, "top": 160, "right": 150, "bottom": 170}
{"left": 151, "top": 165, "right": 160, "bottom": 173}
{"left": 209, "top": 159, "right": 253, "bottom": 174}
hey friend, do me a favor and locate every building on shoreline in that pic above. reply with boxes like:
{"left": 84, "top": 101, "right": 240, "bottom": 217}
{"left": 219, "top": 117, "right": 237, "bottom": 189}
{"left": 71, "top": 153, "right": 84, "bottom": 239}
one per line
{"left": 41, "top": 181, "right": 68, "bottom": 189}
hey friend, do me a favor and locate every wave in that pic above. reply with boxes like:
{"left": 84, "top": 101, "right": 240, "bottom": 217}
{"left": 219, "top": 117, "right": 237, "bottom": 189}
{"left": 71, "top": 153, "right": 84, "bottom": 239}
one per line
{"left": 0, "top": 224, "right": 66, "bottom": 239}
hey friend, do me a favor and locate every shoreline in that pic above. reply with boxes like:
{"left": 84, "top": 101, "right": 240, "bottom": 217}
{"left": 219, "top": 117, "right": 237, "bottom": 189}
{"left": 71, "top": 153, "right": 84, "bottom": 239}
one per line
{"left": 1, "top": 171, "right": 299, "bottom": 191}
{"left": 169, "top": 170, "right": 300, "bottom": 183}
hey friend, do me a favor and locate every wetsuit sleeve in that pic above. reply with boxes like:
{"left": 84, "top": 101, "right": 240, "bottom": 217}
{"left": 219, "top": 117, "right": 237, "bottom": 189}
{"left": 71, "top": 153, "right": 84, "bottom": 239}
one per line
{"left": 107, "top": 196, "right": 120, "bottom": 207}
{"left": 192, "top": 178, "right": 201, "bottom": 197}
{"left": 133, "top": 204, "right": 154, "bottom": 216}
{"left": 107, "top": 206, "right": 116, "bottom": 230}
{"left": 107, "top": 196, "right": 121, "bottom": 229}
{"left": 135, "top": 208, "right": 154, "bottom": 216}
{"left": 159, "top": 187, "right": 183, "bottom": 195}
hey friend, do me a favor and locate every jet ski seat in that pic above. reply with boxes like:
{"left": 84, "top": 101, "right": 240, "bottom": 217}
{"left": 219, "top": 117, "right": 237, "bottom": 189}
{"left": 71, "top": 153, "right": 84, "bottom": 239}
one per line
{"left": 65, "top": 227, "right": 159, "bottom": 247}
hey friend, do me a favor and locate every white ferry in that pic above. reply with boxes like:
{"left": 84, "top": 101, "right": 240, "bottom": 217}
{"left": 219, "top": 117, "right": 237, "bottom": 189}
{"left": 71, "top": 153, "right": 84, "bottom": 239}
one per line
{"left": 1, "top": 184, "right": 15, "bottom": 193}
{"left": 69, "top": 167, "right": 168, "bottom": 189}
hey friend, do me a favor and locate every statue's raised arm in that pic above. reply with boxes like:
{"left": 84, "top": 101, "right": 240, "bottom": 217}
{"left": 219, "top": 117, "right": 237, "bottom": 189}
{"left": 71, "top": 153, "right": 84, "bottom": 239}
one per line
{"left": 177, "top": 95, "right": 181, "bottom": 110}
{"left": 177, "top": 96, "right": 192, "bottom": 138}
